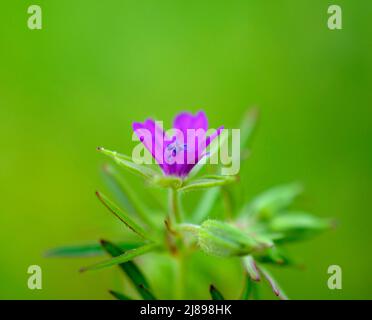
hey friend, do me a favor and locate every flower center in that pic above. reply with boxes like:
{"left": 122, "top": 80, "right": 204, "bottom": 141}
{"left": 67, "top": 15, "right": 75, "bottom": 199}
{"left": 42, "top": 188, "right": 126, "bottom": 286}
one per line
{"left": 165, "top": 141, "right": 187, "bottom": 161}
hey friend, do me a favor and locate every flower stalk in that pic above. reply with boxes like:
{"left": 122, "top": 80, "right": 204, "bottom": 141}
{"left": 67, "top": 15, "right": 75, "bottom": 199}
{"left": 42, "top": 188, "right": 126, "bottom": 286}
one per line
{"left": 169, "top": 188, "right": 182, "bottom": 224}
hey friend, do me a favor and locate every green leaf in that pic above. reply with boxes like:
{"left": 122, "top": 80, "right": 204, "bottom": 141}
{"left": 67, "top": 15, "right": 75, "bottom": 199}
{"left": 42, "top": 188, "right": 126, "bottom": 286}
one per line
{"left": 109, "top": 290, "right": 132, "bottom": 300}
{"left": 102, "top": 164, "right": 156, "bottom": 228}
{"left": 45, "top": 242, "right": 142, "bottom": 258}
{"left": 96, "top": 191, "right": 150, "bottom": 240}
{"left": 239, "top": 182, "right": 303, "bottom": 220}
{"left": 98, "top": 147, "right": 159, "bottom": 179}
{"left": 180, "top": 175, "right": 236, "bottom": 192}
{"left": 240, "top": 108, "right": 259, "bottom": 151}
{"left": 209, "top": 285, "right": 225, "bottom": 300}
{"left": 80, "top": 243, "right": 158, "bottom": 273}
{"left": 197, "top": 220, "right": 272, "bottom": 257}
{"left": 101, "top": 240, "right": 155, "bottom": 300}
{"left": 138, "top": 284, "right": 156, "bottom": 300}
{"left": 101, "top": 240, "right": 149, "bottom": 287}
{"left": 102, "top": 165, "right": 136, "bottom": 215}
{"left": 192, "top": 187, "right": 221, "bottom": 223}
{"left": 269, "top": 211, "right": 334, "bottom": 242}
{"left": 255, "top": 247, "right": 294, "bottom": 266}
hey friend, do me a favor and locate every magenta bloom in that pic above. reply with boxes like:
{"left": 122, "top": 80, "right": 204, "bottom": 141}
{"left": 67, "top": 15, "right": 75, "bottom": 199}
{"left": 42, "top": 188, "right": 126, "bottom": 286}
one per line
{"left": 133, "top": 111, "right": 223, "bottom": 178}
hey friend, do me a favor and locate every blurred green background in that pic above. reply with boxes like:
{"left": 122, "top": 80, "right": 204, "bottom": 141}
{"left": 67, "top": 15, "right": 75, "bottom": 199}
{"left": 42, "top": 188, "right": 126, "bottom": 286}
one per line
{"left": 0, "top": 0, "right": 371, "bottom": 299}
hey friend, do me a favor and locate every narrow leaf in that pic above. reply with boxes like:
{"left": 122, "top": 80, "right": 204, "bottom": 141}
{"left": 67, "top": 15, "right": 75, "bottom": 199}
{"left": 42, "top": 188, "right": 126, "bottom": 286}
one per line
{"left": 98, "top": 147, "right": 159, "bottom": 179}
{"left": 239, "top": 182, "right": 303, "bottom": 219}
{"left": 209, "top": 285, "right": 225, "bottom": 300}
{"left": 192, "top": 187, "right": 221, "bottom": 223}
{"left": 180, "top": 175, "right": 236, "bottom": 192}
{"left": 80, "top": 243, "right": 157, "bottom": 273}
{"left": 269, "top": 211, "right": 334, "bottom": 242}
{"left": 138, "top": 284, "right": 156, "bottom": 300}
{"left": 109, "top": 290, "right": 132, "bottom": 300}
{"left": 255, "top": 247, "right": 294, "bottom": 266}
{"left": 96, "top": 191, "right": 149, "bottom": 240}
{"left": 240, "top": 108, "right": 259, "bottom": 150}
{"left": 103, "top": 164, "right": 156, "bottom": 228}
{"left": 101, "top": 240, "right": 153, "bottom": 299}
{"left": 102, "top": 164, "right": 136, "bottom": 215}
{"left": 45, "top": 242, "right": 141, "bottom": 258}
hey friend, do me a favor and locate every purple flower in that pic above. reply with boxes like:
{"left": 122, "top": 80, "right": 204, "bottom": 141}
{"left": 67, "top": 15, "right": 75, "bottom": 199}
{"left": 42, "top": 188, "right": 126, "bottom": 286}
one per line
{"left": 133, "top": 111, "right": 223, "bottom": 178}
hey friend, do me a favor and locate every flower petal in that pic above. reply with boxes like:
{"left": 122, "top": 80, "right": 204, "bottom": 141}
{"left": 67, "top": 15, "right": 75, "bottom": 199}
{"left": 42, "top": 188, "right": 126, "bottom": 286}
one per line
{"left": 133, "top": 112, "right": 223, "bottom": 178}
{"left": 132, "top": 119, "right": 168, "bottom": 172}
{"left": 182, "top": 126, "right": 224, "bottom": 177}
{"left": 173, "top": 111, "right": 208, "bottom": 136}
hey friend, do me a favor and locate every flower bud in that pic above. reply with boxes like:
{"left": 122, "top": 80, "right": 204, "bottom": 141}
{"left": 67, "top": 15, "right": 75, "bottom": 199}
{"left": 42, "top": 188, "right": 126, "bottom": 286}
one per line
{"left": 197, "top": 220, "right": 273, "bottom": 257}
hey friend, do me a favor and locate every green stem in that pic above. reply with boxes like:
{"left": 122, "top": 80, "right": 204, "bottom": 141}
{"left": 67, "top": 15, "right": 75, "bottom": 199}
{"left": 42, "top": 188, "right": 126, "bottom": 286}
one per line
{"left": 169, "top": 188, "right": 182, "bottom": 223}
{"left": 222, "top": 186, "right": 233, "bottom": 220}
{"left": 175, "top": 252, "right": 186, "bottom": 299}
{"left": 168, "top": 188, "right": 187, "bottom": 299}
{"left": 251, "top": 281, "right": 260, "bottom": 300}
